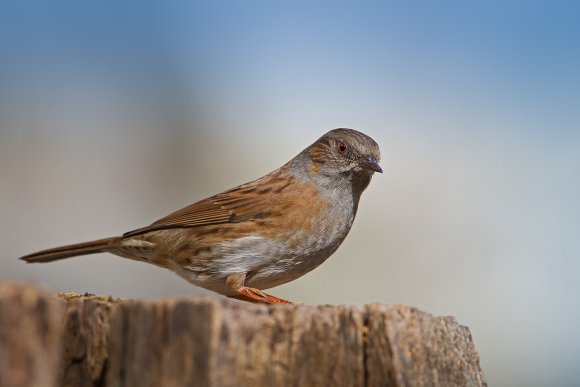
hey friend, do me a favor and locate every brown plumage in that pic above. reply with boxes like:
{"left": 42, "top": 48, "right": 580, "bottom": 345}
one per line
{"left": 21, "top": 128, "right": 381, "bottom": 304}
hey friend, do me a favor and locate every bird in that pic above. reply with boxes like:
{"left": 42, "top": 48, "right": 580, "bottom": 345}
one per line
{"left": 20, "top": 128, "right": 381, "bottom": 304}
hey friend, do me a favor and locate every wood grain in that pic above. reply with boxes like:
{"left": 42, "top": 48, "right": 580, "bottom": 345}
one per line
{"left": 0, "top": 282, "right": 64, "bottom": 387}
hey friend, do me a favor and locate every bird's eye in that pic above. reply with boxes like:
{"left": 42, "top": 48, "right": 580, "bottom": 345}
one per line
{"left": 336, "top": 141, "right": 348, "bottom": 155}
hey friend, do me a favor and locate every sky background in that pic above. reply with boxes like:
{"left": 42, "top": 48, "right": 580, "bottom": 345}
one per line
{"left": 1, "top": 1, "right": 579, "bottom": 386}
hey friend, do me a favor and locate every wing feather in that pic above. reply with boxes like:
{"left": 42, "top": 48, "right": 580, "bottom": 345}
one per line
{"left": 123, "top": 169, "right": 291, "bottom": 237}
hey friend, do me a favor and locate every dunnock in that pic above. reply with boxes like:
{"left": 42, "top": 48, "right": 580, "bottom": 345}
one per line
{"left": 21, "top": 128, "right": 381, "bottom": 304}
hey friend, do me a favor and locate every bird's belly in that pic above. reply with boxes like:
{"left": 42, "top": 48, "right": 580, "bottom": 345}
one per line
{"left": 227, "top": 212, "right": 354, "bottom": 290}
{"left": 245, "top": 244, "right": 340, "bottom": 290}
{"left": 172, "top": 201, "right": 356, "bottom": 294}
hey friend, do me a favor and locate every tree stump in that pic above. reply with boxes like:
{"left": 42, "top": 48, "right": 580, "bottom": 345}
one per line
{"left": 0, "top": 282, "right": 486, "bottom": 387}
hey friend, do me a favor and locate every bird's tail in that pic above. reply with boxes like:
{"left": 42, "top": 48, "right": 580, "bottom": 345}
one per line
{"left": 20, "top": 237, "right": 118, "bottom": 263}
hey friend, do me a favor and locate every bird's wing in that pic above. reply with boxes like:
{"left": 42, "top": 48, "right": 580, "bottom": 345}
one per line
{"left": 123, "top": 169, "right": 293, "bottom": 237}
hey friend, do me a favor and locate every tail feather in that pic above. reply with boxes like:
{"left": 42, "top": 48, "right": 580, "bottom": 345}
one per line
{"left": 20, "top": 237, "right": 118, "bottom": 263}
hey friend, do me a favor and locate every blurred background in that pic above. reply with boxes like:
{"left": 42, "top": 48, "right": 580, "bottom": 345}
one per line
{"left": 1, "top": 1, "right": 579, "bottom": 385}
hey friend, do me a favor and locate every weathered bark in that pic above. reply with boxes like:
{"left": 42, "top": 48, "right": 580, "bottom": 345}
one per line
{"left": 0, "top": 282, "right": 486, "bottom": 387}
{"left": 365, "top": 304, "right": 486, "bottom": 387}
{"left": 0, "top": 282, "right": 64, "bottom": 387}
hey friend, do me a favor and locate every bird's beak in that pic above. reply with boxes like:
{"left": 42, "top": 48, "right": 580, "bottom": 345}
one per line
{"left": 361, "top": 158, "right": 383, "bottom": 173}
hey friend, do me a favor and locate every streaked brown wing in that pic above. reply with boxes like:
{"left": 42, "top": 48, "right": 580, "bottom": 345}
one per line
{"left": 152, "top": 197, "right": 233, "bottom": 227}
{"left": 123, "top": 169, "right": 289, "bottom": 237}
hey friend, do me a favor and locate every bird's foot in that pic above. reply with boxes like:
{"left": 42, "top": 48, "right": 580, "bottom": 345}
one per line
{"left": 233, "top": 286, "right": 293, "bottom": 305}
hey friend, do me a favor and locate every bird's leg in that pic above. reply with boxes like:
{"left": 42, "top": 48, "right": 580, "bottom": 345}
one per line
{"left": 226, "top": 273, "right": 293, "bottom": 305}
